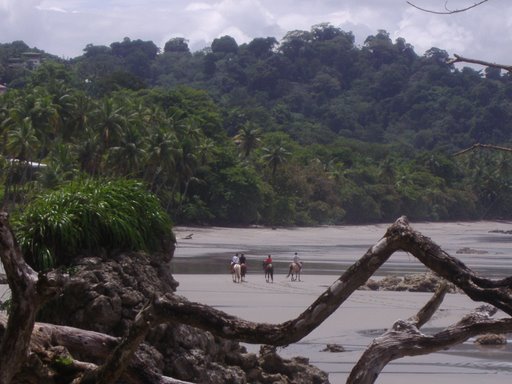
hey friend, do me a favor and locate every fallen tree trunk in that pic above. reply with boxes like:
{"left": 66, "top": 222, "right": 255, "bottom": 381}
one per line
{"left": 2, "top": 213, "right": 512, "bottom": 384}
{"left": 0, "top": 313, "right": 192, "bottom": 384}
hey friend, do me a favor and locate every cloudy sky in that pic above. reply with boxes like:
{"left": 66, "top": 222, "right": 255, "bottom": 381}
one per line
{"left": 1, "top": 0, "right": 510, "bottom": 65}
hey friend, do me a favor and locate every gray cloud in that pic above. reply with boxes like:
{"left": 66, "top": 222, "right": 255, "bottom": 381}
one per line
{"left": 0, "top": 0, "right": 510, "bottom": 66}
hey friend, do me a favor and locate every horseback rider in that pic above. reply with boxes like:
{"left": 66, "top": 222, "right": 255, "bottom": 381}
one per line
{"left": 293, "top": 252, "right": 303, "bottom": 270}
{"left": 239, "top": 253, "right": 246, "bottom": 265}
{"left": 231, "top": 253, "right": 240, "bottom": 272}
{"left": 263, "top": 254, "right": 273, "bottom": 270}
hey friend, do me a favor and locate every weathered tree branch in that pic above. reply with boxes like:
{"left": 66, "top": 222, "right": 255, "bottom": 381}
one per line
{"left": 454, "top": 142, "right": 512, "bottom": 156}
{"left": 407, "top": 0, "right": 489, "bottom": 15}
{"left": 347, "top": 304, "right": 510, "bottom": 384}
{"left": 409, "top": 282, "right": 449, "bottom": 328}
{"left": 447, "top": 53, "right": 512, "bottom": 72}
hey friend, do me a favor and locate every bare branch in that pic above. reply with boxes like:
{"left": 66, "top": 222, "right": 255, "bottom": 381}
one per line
{"left": 454, "top": 143, "right": 512, "bottom": 156}
{"left": 348, "top": 304, "right": 509, "bottom": 384}
{"left": 407, "top": 0, "right": 489, "bottom": 15}
{"left": 409, "top": 282, "right": 449, "bottom": 328}
{"left": 447, "top": 53, "right": 512, "bottom": 72}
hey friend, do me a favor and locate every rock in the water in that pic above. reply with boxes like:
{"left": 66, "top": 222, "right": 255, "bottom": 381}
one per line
{"left": 321, "top": 344, "right": 345, "bottom": 353}
{"left": 475, "top": 333, "right": 507, "bottom": 345}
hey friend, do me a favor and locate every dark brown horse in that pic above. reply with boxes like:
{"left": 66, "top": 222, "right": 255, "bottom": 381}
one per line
{"left": 263, "top": 263, "right": 273, "bottom": 283}
{"left": 240, "top": 263, "right": 247, "bottom": 281}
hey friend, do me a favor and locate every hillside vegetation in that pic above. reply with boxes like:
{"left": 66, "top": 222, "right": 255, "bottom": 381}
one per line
{"left": 1, "top": 24, "right": 512, "bottom": 225}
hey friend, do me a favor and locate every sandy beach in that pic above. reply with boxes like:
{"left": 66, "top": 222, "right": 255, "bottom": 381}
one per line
{"left": 174, "top": 273, "right": 512, "bottom": 384}
{"left": 171, "top": 221, "right": 512, "bottom": 383}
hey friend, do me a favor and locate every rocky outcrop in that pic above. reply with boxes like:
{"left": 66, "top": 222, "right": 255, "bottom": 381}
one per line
{"left": 38, "top": 251, "right": 329, "bottom": 383}
{"left": 361, "top": 272, "right": 457, "bottom": 293}
{"left": 474, "top": 333, "right": 508, "bottom": 345}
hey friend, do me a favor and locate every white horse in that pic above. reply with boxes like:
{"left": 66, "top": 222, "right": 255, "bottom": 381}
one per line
{"left": 232, "top": 263, "right": 242, "bottom": 283}
{"left": 287, "top": 262, "right": 302, "bottom": 281}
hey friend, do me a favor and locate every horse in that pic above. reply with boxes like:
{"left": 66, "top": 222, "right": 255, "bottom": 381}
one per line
{"left": 287, "top": 262, "right": 302, "bottom": 281}
{"left": 240, "top": 263, "right": 247, "bottom": 281}
{"left": 264, "top": 263, "right": 274, "bottom": 283}
{"left": 232, "top": 263, "right": 242, "bottom": 283}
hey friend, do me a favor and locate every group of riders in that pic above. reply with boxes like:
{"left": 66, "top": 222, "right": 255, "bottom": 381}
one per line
{"left": 229, "top": 252, "right": 303, "bottom": 282}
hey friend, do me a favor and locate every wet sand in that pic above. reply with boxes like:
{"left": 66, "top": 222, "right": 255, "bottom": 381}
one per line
{"left": 172, "top": 221, "right": 512, "bottom": 383}
{"left": 174, "top": 273, "right": 512, "bottom": 384}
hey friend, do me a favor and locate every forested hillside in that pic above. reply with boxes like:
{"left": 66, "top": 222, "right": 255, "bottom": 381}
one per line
{"left": 1, "top": 23, "right": 512, "bottom": 225}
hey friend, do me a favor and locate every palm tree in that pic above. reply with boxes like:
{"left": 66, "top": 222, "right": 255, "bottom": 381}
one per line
{"left": 234, "top": 122, "right": 261, "bottom": 158}
{"left": 6, "top": 117, "right": 39, "bottom": 161}
{"left": 65, "top": 91, "right": 92, "bottom": 139}
{"left": 75, "top": 127, "right": 102, "bottom": 175}
{"left": 197, "top": 137, "right": 215, "bottom": 166}
{"left": 261, "top": 142, "right": 291, "bottom": 184}
{"left": 144, "top": 129, "right": 179, "bottom": 192}
{"left": 91, "top": 98, "right": 125, "bottom": 151}
{"left": 3, "top": 118, "right": 41, "bottom": 206}
{"left": 107, "top": 126, "right": 147, "bottom": 177}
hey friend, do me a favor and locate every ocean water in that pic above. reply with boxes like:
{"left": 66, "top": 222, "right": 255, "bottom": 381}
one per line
{"left": 171, "top": 221, "right": 512, "bottom": 278}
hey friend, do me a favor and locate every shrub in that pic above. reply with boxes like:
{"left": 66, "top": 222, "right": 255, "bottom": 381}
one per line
{"left": 13, "top": 178, "right": 173, "bottom": 270}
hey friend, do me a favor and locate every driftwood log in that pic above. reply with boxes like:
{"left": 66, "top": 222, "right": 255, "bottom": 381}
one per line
{"left": 1, "top": 213, "right": 512, "bottom": 384}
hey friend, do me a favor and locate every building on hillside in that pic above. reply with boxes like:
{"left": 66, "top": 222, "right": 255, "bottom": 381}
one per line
{"left": 8, "top": 51, "right": 43, "bottom": 70}
{"left": 0, "top": 84, "right": 7, "bottom": 94}
{"left": 21, "top": 52, "right": 43, "bottom": 69}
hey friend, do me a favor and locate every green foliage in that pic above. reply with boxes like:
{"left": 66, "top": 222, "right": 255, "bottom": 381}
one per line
{"left": 4, "top": 24, "right": 512, "bottom": 225}
{"left": 54, "top": 355, "right": 74, "bottom": 367}
{"left": 13, "top": 179, "right": 173, "bottom": 271}
{"left": 211, "top": 36, "right": 239, "bottom": 54}
{"left": 204, "top": 165, "right": 266, "bottom": 224}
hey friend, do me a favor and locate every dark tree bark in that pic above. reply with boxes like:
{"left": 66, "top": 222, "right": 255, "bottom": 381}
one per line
{"left": 1, "top": 213, "right": 512, "bottom": 384}
{"left": 0, "top": 212, "right": 64, "bottom": 384}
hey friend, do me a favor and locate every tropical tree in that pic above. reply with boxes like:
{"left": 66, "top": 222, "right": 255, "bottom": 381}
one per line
{"left": 144, "top": 128, "right": 177, "bottom": 190}
{"left": 261, "top": 141, "right": 291, "bottom": 184}
{"left": 107, "top": 125, "right": 146, "bottom": 177}
{"left": 91, "top": 98, "right": 125, "bottom": 152}
{"left": 233, "top": 121, "right": 261, "bottom": 159}
{"left": 6, "top": 117, "right": 39, "bottom": 161}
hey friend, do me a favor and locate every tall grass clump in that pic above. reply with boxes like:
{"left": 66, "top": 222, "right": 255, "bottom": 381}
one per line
{"left": 13, "top": 178, "right": 173, "bottom": 271}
